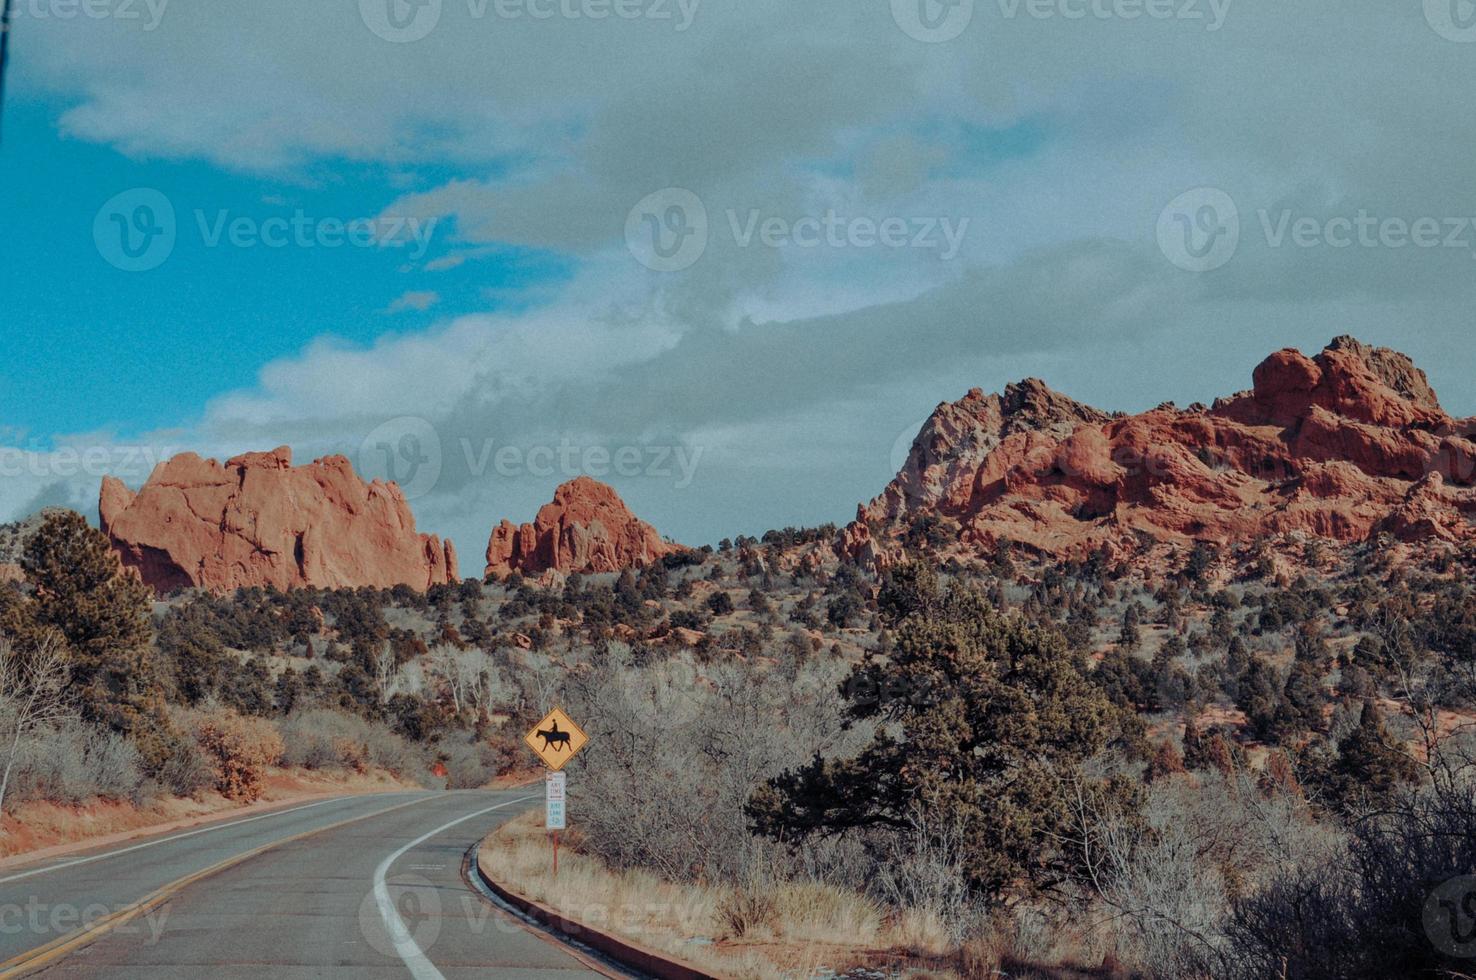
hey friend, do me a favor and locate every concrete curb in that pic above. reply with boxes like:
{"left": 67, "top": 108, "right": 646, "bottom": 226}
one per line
{"left": 471, "top": 845, "right": 720, "bottom": 980}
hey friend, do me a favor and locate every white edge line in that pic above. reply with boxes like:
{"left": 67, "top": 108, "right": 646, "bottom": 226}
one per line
{"left": 0, "top": 794, "right": 385, "bottom": 885}
{"left": 374, "top": 794, "right": 538, "bottom": 980}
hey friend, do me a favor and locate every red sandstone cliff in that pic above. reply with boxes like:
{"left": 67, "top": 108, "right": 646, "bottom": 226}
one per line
{"left": 484, "top": 476, "right": 682, "bottom": 579}
{"left": 100, "top": 447, "right": 459, "bottom": 593}
{"left": 840, "top": 337, "right": 1476, "bottom": 566}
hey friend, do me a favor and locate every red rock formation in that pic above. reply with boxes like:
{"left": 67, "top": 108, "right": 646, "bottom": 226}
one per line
{"left": 484, "top": 476, "right": 682, "bottom": 579}
{"left": 841, "top": 337, "right": 1476, "bottom": 566}
{"left": 100, "top": 447, "right": 459, "bottom": 594}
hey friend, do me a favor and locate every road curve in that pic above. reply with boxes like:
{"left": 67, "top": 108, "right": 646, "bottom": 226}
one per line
{"left": 0, "top": 790, "right": 619, "bottom": 979}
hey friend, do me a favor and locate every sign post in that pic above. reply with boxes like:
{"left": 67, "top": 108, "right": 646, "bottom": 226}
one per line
{"left": 545, "top": 771, "right": 566, "bottom": 875}
{"left": 523, "top": 708, "right": 587, "bottom": 879}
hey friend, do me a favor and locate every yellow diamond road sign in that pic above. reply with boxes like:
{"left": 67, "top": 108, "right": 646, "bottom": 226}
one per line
{"left": 524, "top": 708, "right": 588, "bottom": 771}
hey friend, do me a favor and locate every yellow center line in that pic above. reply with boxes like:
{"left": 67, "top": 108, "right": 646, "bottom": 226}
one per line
{"left": 0, "top": 793, "right": 444, "bottom": 979}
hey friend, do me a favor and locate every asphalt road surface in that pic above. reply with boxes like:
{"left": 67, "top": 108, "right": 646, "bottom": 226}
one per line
{"left": 0, "top": 790, "right": 622, "bottom": 979}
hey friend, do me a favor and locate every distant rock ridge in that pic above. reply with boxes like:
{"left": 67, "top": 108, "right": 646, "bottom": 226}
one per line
{"left": 100, "top": 446, "right": 458, "bottom": 594}
{"left": 484, "top": 476, "right": 683, "bottom": 580}
{"left": 841, "top": 337, "right": 1476, "bottom": 567}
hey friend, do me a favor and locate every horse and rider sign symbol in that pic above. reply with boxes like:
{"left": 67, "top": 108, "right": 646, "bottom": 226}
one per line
{"left": 523, "top": 707, "right": 588, "bottom": 771}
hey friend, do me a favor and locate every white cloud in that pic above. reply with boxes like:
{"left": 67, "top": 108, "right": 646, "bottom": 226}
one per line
{"left": 9, "top": 0, "right": 1476, "bottom": 553}
{"left": 384, "top": 290, "right": 441, "bottom": 313}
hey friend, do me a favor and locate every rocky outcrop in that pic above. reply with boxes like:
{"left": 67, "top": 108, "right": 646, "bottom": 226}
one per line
{"left": 841, "top": 337, "right": 1476, "bottom": 566}
{"left": 100, "top": 447, "right": 459, "bottom": 594}
{"left": 484, "top": 476, "right": 682, "bottom": 579}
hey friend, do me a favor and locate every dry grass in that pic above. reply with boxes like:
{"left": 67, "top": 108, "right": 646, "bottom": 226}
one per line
{"left": 480, "top": 811, "right": 970, "bottom": 980}
{"left": 0, "top": 766, "right": 413, "bottom": 862}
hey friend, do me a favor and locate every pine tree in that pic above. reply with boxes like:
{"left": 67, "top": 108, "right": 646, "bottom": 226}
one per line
{"left": 1182, "top": 713, "right": 1210, "bottom": 771}
{"left": 1329, "top": 700, "right": 1418, "bottom": 811}
{"left": 20, "top": 511, "right": 182, "bottom": 775}
{"left": 1276, "top": 656, "right": 1327, "bottom": 740}
{"left": 876, "top": 561, "right": 938, "bottom": 625}
{"left": 1237, "top": 657, "right": 1282, "bottom": 741}
{"left": 1118, "top": 602, "right": 1143, "bottom": 652}
{"left": 749, "top": 571, "right": 1115, "bottom": 904}
{"left": 22, "top": 510, "right": 153, "bottom": 677}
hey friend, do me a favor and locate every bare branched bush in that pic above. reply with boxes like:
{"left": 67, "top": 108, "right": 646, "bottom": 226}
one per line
{"left": 1222, "top": 745, "right": 1476, "bottom": 980}
{"left": 189, "top": 709, "right": 284, "bottom": 802}
{"left": 1063, "top": 768, "right": 1339, "bottom": 978}
{"left": 426, "top": 645, "right": 509, "bottom": 720}
{"left": 4, "top": 720, "right": 148, "bottom": 808}
{"left": 153, "top": 732, "right": 214, "bottom": 798}
{"left": 277, "top": 708, "right": 432, "bottom": 783}
{"left": 0, "top": 631, "right": 70, "bottom": 816}
{"left": 564, "top": 650, "right": 859, "bottom": 886}
{"left": 440, "top": 735, "right": 501, "bottom": 788}
{"left": 872, "top": 809, "right": 984, "bottom": 945}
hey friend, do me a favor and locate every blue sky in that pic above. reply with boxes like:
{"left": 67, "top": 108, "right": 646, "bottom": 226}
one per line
{"left": 3, "top": 0, "right": 1475, "bottom": 555}
{"left": 0, "top": 100, "right": 567, "bottom": 440}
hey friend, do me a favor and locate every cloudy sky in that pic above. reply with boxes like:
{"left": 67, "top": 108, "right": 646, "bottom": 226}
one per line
{"left": 3, "top": 0, "right": 1475, "bottom": 555}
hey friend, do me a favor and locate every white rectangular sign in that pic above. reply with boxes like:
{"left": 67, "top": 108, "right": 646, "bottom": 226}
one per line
{"left": 545, "top": 771, "right": 567, "bottom": 830}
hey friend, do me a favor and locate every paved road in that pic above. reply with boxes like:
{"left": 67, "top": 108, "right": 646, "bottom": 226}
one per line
{"left": 0, "top": 791, "right": 618, "bottom": 979}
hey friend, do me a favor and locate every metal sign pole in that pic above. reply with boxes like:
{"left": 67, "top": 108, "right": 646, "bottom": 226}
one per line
{"left": 544, "top": 768, "right": 567, "bottom": 878}
{"left": 524, "top": 708, "right": 581, "bottom": 883}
